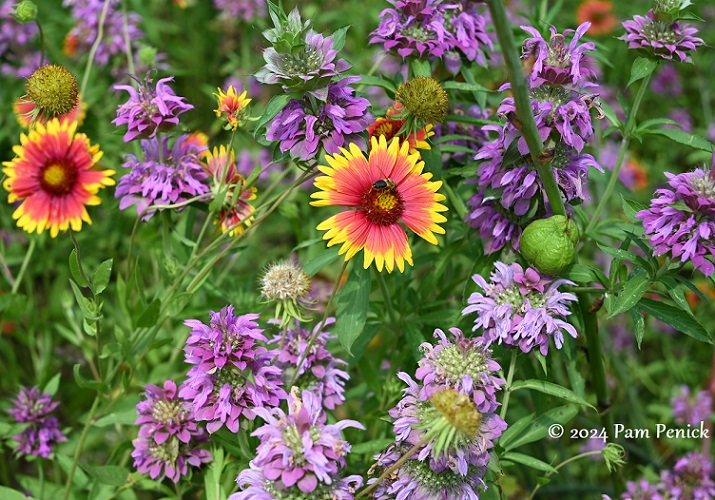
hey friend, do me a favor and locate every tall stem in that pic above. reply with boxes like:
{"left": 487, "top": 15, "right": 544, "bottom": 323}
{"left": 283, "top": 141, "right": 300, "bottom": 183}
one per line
{"left": 11, "top": 238, "right": 36, "bottom": 294}
{"left": 500, "top": 350, "right": 518, "bottom": 420}
{"left": 62, "top": 396, "right": 100, "bottom": 500}
{"left": 585, "top": 73, "right": 652, "bottom": 235}
{"left": 485, "top": 0, "right": 565, "bottom": 216}
{"left": 80, "top": 0, "right": 112, "bottom": 98}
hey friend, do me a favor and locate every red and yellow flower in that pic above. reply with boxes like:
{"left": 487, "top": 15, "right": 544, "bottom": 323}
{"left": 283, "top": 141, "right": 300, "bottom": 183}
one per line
{"left": 205, "top": 145, "right": 256, "bottom": 236}
{"left": 311, "top": 136, "right": 447, "bottom": 273}
{"left": 14, "top": 96, "right": 85, "bottom": 128}
{"left": 213, "top": 86, "right": 251, "bottom": 130}
{"left": 2, "top": 119, "right": 115, "bottom": 237}
{"left": 577, "top": 0, "right": 617, "bottom": 36}
{"left": 367, "top": 102, "right": 434, "bottom": 152}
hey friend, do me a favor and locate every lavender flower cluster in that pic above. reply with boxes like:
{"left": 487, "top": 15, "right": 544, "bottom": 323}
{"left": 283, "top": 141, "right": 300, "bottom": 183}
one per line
{"left": 0, "top": 0, "right": 41, "bottom": 78}
{"left": 466, "top": 22, "right": 604, "bottom": 254}
{"left": 8, "top": 386, "right": 66, "bottom": 458}
{"left": 617, "top": 452, "right": 715, "bottom": 500}
{"left": 463, "top": 262, "right": 579, "bottom": 355}
{"left": 132, "top": 380, "right": 212, "bottom": 483}
{"left": 258, "top": 5, "right": 370, "bottom": 161}
{"left": 370, "top": 0, "right": 492, "bottom": 74}
{"left": 368, "top": 328, "right": 507, "bottom": 499}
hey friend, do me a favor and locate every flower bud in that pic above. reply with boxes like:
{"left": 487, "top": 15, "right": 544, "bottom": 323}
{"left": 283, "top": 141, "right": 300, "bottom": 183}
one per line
{"left": 12, "top": 0, "right": 38, "bottom": 24}
{"left": 520, "top": 215, "right": 579, "bottom": 275}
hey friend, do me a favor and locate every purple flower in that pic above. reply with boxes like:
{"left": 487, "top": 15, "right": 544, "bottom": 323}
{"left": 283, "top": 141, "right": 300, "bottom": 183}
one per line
{"left": 660, "top": 452, "right": 715, "bottom": 500}
{"left": 235, "top": 148, "right": 277, "bottom": 183}
{"left": 621, "top": 478, "right": 663, "bottom": 500}
{"left": 521, "top": 22, "right": 596, "bottom": 86}
{"left": 652, "top": 63, "right": 683, "bottom": 97}
{"left": 266, "top": 76, "right": 370, "bottom": 161}
{"left": 432, "top": 104, "right": 490, "bottom": 163}
{"left": 232, "top": 468, "right": 363, "bottom": 500}
{"left": 368, "top": 443, "right": 487, "bottom": 499}
{"left": 463, "top": 261, "right": 579, "bottom": 355}
{"left": 113, "top": 76, "right": 193, "bottom": 142}
{"left": 8, "top": 386, "right": 66, "bottom": 458}
{"left": 63, "top": 0, "right": 143, "bottom": 67}
{"left": 270, "top": 319, "right": 350, "bottom": 410}
{"left": 666, "top": 107, "right": 693, "bottom": 133}
{"left": 179, "top": 306, "right": 286, "bottom": 433}
{"left": 213, "top": 0, "right": 266, "bottom": 22}
{"left": 256, "top": 30, "right": 350, "bottom": 91}
{"left": 415, "top": 328, "right": 504, "bottom": 414}
{"left": 115, "top": 134, "right": 210, "bottom": 220}
{"left": 579, "top": 436, "right": 606, "bottom": 460}
{"left": 132, "top": 380, "right": 212, "bottom": 483}
{"left": 636, "top": 165, "right": 715, "bottom": 276}
{"left": 671, "top": 385, "right": 712, "bottom": 427}
{"left": 465, "top": 192, "right": 522, "bottom": 254}
{"left": 620, "top": 12, "right": 703, "bottom": 63}
{"left": 230, "top": 388, "right": 363, "bottom": 498}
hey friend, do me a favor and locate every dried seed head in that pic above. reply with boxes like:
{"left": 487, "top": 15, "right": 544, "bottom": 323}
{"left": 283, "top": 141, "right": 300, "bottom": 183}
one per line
{"left": 260, "top": 259, "right": 311, "bottom": 302}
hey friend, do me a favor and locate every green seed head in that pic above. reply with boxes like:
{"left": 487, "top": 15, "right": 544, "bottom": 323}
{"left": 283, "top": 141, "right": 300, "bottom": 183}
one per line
{"left": 12, "top": 0, "right": 38, "bottom": 24}
{"left": 25, "top": 65, "right": 79, "bottom": 118}
{"left": 520, "top": 215, "right": 580, "bottom": 275}
{"left": 395, "top": 77, "right": 449, "bottom": 124}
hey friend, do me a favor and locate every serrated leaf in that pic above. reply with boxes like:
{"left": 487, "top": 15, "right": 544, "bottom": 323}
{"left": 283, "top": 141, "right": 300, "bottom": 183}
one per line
{"left": 638, "top": 298, "right": 712, "bottom": 343}
{"left": 564, "top": 264, "right": 608, "bottom": 286}
{"left": 502, "top": 406, "right": 579, "bottom": 451}
{"left": 136, "top": 299, "right": 161, "bottom": 328}
{"left": 660, "top": 277, "right": 693, "bottom": 316}
{"left": 599, "top": 100, "right": 621, "bottom": 128}
{"left": 334, "top": 265, "right": 371, "bottom": 354}
{"left": 597, "top": 244, "right": 641, "bottom": 265}
{"left": 608, "top": 275, "right": 651, "bottom": 318}
{"left": 629, "top": 308, "right": 645, "bottom": 349}
{"left": 646, "top": 128, "right": 714, "bottom": 152}
{"left": 91, "top": 259, "right": 113, "bottom": 295}
{"left": 501, "top": 452, "right": 557, "bottom": 473}
{"left": 511, "top": 380, "right": 595, "bottom": 410}
{"left": 331, "top": 26, "right": 349, "bottom": 52}
{"left": 79, "top": 463, "right": 129, "bottom": 486}
{"left": 69, "top": 248, "right": 89, "bottom": 287}
{"left": 627, "top": 57, "right": 657, "bottom": 87}
{"left": 621, "top": 196, "right": 649, "bottom": 221}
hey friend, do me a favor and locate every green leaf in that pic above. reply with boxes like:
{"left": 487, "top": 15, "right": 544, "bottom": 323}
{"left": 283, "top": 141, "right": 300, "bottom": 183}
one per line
{"left": 498, "top": 413, "right": 535, "bottom": 451}
{"left": 627, "top": 57, "right": 657, "bottom": 87}
{"left": 438, "top": 144, "right": 476, "bottom": 154}
{"left": 73, "top": 364, "right": 109, "bottom": 393}
{"left": 608, "top": 275, "right": 651, "bottom": 318}
{"left": 410, "top": 59, "right": 431, "bottom": 77}
{"left": 638, "top": 298, "right": 713, "bottom": 343}
{"left": 621, "top": 196, "right": 648, "bottom": 221}
{"left": 255, "top": 93, "right": 295, "bottom": 133}
{"left": 79, "top": 463, "right": 129, "bottom": 486}
{"left": 167, "top": 292, "right": 193, "bottom": 316}
{"left": 501, "top": 452, "right": 557, "bottom": 473}
{"left": 0, "top": 487, "right": 30, "bottom": 500}
{"left": 564, "top": 264, "right": 608, "bottom": 286}
{"left": 334, "top": 265, "right": 371, "bottom": 354}
{"left": 599, "top": 100, "right": 621, "bottom": 128}
{"left": 660, "top": 277, "right": 693, "bottom": 316}
{"left": 91, "top": 259, "right": 113, "bottom": 295}
{"left": 502, "top": 405, "right": 579, "bottom": 451}
{"left": 303, "top": 247, "right": 341, "bottom": 277}
{"left": 646, "top": 128, "right": 714, "bottom": 152}
{"left": 69, "top": 248, "right": 89, "bottom": 287}
{"left": 205, "top": 447, "right": 225, "bottom": 500}
{"left": 441, "top": 81, "right": 490, "bottom": 93}
{"left": 43, "top": 373, "right": 61, "bottom": 397}
{"left": 351, "top": 438, "right": 395, "bottom": 455}
{"left": 357, "top": 75, "right": 396, "bottom": 93}
{"left": 511, "top": 380, "right": 595, "bottom": 410}
{"left": 331, "top": 26, "right": 349, "bottom": 52}
{"left": 629, "top": 308, "right": 645, "bottom": 349}
{"left": 597, "top": 244, "right": 641, "bottom": 265}
{"left": 136, "top": 299, "right": 161, "bottom": 328}
{"left": 94, "top": 408, "right": 139, "bottom": 428}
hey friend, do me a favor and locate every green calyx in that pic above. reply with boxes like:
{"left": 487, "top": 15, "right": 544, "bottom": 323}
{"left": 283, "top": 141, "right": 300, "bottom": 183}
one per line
{"left": 520, "top": 215, "right": 579, "bottom": 276}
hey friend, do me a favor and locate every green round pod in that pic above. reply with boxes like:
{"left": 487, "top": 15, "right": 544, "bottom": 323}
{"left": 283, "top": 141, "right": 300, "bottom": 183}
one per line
{"left": 520, "top": 215, "right": 579, "bottom": 275}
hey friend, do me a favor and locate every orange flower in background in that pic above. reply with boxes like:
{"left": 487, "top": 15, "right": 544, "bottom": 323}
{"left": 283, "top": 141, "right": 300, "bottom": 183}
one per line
{"left": 14, "top": 96, "right": 85, "bottom": 128}
{"left": 367, "top": 102, "right": 434, "bottom": 152}
{"left": 577, "top": 0, "right": 617, "bottom": 36}
{"left": 184, "top": 131, "right": 210, "bottom": 158}
{"left": 2, "top": 119, "right": 115, "bottom": 237}
{"left": 311, "top": 136, "right": 447, "bottom": 273}
{"left": 623, "top": 158, "right": 649, "bottom": 191}
{"left": 213, "top": 85, "right": 251, "bottom": 130}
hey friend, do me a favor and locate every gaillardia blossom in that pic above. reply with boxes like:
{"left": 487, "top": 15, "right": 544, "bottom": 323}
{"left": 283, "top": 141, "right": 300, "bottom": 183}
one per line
{"left": 2, "top": 118, "right": 115, "bottom": 237}
{"left": 311, "top": 136, "right": 448, "bottom": 273}
{"left": 204, "top": 145, "right": 256, "bottom": 235}
{"left": 213, "top": 85, "right": 251, "bottom": 130}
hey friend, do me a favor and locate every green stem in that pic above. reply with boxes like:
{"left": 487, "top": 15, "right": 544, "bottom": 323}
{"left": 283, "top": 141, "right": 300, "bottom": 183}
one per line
{"left": 585, "top": 72, "right": 652, "bottom": 235}
{"left": 120, "top": 0, "right": 135, "bottom": 77}
{"left": 375, "top": 269, "right": 399, "bottom": 334}
{"left": 288, "top": 260, "right": 349, "bottom": 388}
{"left": 11, "top": 238, "right": 36, "bottom": 294}
{"left": 486, "top": 0, "right": 565, "bottom": 217}
{"left": 440, "top": 180, "right": 466, "bottom": 220}
{"left": 579, "top": 296, "right": 611, "bottom": 427}
{"left": 355, "top": 436, "right": 430, "bottom": 499}
{"left": 80, "top": 0, "right": 112, "bottom": 98}
{"left": 527, "top": 450, "right": 604, "bottom": 500}
{"left": 35, "top": 20, "right": 45, "bottom": 67}
{"left": 62, "top": 396, "right": 100, "bottom": 500}
{"left": 500, "top": 350, "right": 518, "bottom": 420}
{"left": 38, "top": 458, "right": 44, "bottom": 500}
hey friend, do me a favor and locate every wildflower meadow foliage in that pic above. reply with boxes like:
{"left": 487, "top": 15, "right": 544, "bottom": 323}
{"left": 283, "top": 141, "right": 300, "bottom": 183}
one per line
{"left": 2, "top": 0, "right": 715, "bottom": 499}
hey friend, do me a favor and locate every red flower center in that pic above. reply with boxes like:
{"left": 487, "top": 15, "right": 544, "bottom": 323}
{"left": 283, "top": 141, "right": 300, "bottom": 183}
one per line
{"left": 40, "top": 162, "right": 78, "bottom": 196}
{"left": 361, "top": 184, "right": 405, "bottom": 226}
